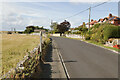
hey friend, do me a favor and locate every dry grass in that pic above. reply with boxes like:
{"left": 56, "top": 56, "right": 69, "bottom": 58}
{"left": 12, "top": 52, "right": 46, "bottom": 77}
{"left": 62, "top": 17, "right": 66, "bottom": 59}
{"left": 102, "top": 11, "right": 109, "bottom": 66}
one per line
{"left": 1, "top": 34, "right": 40, "bottom": 75}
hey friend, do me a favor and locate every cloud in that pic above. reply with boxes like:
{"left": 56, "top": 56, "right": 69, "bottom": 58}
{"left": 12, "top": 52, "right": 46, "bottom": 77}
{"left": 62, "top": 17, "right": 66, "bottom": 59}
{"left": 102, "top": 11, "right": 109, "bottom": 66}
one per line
{"left": 1, "top": 1, "right": 118, "bottom": 31}
{"left": 1, "top": 2, "right": 51, "bottom": 31}
{"left": 1, "top": 0, "right": 69, "bottom": 2}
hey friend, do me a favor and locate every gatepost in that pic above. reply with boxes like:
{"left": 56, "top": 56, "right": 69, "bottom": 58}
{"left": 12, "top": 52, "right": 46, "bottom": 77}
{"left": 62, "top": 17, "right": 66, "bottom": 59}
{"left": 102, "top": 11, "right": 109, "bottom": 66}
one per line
{"left": 40, "top": 31, "right": 42, "bottom": 61}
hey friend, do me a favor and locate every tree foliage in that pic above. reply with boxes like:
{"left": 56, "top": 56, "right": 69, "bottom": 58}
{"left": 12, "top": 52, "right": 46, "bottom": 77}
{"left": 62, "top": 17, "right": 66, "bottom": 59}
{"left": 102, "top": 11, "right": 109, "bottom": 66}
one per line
{"left": 74, "top": 26, "right": 88, "bottom": 34}
{"left": 24, "top": 26, "right": 48, "bottom": 34}
{"left": 57, "top": 20, "right": 71, "bottom": 35}
{"left": 50, "top": 22, "right": 58, "bottom": 31}
{"left": 50, "top": 20, "right": 71, "bottom": 35}
{"left": 24, "top": 28, "right": 34, "bottom": 34}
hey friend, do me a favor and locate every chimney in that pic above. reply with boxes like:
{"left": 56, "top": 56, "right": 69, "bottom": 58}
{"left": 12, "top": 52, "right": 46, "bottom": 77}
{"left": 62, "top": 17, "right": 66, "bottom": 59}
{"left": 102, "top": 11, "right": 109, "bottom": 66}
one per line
{"left": 91, "top": 19, "right": 93, "bottom": 22}
{"left": 109, "top": 13, "right": 112, "bottom": 18}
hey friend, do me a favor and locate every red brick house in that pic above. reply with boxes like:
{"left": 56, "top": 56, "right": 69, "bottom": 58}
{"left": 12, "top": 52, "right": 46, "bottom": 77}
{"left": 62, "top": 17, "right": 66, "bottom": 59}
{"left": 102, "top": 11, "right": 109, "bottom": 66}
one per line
{"left": 101, "top": 13, "right": 120, "bottom": 26}
{"left": 98, "top": 18, "right": 104, "bottom": 23}
{"left": 85, "top": 13, "right": 120, "bottom": 28}
{"left": 86, "top": 19, "right": 98, "bottom": 28}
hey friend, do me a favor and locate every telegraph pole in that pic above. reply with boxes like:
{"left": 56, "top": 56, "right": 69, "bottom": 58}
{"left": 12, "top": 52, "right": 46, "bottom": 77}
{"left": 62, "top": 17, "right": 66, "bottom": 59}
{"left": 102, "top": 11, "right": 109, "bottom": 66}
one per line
{"left": 88, "top": 7, "right": 91, "bottom": 32}
{"left": 51, "top": 20, "right": 53, "bottom": 30}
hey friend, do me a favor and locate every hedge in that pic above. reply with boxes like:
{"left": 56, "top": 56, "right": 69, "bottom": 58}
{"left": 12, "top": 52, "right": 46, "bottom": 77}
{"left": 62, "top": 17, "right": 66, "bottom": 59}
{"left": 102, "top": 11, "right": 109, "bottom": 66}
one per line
{"left": 103, "top": 24, "right": 120, "bottom": 40}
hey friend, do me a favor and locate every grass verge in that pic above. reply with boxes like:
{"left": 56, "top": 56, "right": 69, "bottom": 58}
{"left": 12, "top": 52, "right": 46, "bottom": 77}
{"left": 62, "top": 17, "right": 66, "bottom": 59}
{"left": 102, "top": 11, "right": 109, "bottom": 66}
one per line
{"left": 61, "top": 36, "right": 120, "bottom": 52}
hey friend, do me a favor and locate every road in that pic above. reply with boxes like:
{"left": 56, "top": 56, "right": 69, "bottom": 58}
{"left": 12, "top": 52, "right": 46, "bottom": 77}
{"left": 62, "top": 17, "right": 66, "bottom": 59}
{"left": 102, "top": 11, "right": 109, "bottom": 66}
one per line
{"left": 51, "top": 36, "right": 118, "bottom": 78}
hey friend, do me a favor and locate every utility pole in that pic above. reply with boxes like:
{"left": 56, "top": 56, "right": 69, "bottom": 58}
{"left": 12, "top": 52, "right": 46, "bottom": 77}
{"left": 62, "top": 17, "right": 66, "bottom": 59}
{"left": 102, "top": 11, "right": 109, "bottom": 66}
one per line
{"left": 88, "top": 7, "right": 91, "bottom": 32}
{"left": 51, "top": 20, "right": 53, "bottom": 30}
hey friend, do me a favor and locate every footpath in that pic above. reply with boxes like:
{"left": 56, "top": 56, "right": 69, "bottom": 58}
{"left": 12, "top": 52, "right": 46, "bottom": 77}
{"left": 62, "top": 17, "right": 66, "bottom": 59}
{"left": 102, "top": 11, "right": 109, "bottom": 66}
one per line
{"left": 38, "top": 39, "right": 67, "bottom": 79}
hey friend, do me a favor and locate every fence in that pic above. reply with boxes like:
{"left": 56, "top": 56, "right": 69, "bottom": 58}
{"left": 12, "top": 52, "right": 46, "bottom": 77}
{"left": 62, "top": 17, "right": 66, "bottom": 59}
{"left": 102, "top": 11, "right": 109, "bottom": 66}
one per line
{"left": 66, "top": 34, "right": 85, "bottom": 39}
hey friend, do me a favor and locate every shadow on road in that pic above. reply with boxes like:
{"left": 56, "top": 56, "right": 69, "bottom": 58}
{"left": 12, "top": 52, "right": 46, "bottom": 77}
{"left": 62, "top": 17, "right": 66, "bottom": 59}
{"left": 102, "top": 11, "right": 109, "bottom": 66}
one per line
{"left": 64, "top": 60, "right": 77, "bottom": 63}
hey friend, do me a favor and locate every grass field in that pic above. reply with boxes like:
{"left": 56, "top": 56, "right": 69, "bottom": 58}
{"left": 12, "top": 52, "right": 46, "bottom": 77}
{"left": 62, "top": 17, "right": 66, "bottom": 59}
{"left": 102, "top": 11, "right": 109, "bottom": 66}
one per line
{"left": 1, "top": 34, "right": 40, "bottom": 75}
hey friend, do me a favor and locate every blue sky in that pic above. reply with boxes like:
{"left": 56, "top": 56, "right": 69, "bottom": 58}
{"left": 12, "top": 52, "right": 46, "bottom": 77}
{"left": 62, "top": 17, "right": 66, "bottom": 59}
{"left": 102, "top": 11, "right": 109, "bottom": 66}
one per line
{"left": 1, "top": 0, "right": 119, "bottom": 31}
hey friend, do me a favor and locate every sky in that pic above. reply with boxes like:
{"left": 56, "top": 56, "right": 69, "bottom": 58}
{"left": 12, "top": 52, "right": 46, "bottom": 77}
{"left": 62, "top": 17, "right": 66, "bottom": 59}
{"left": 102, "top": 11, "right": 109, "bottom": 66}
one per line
{"left": 0, "top": 0, "right": 119, "bottom": 31}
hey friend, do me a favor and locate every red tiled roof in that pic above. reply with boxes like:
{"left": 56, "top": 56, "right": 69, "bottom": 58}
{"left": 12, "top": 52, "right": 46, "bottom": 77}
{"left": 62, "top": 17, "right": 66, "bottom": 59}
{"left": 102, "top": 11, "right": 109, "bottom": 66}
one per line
{"left": 104, "top": 15, "right": 120, "bottom": 21}
{"left": 90, "top": 20, "right": 98, "bottom": 25}
{"left": 100, "top": 19, "right": 104, "bottom": 22}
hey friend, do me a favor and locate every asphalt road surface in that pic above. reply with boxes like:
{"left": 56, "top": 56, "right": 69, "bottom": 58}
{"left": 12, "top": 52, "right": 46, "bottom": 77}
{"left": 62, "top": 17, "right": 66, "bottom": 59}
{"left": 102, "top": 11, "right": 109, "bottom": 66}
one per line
{"left": 51, "top": 36, "right": 118, "bottom": 78}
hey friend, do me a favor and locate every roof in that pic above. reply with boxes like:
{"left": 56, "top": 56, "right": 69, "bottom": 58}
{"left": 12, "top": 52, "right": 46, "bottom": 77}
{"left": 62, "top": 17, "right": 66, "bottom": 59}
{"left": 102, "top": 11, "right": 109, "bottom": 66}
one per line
{"left": 86, "top": 14, "right": 120, "bottom": 26}
{"left": 104, "top": 16, "right": 120, "bottom": 21}
{"left": 98, "top": 18, "right": 104, "bottom": 22}
{"left": 87, "top": 20, "right": 98, "bottom": 25}
{"left": 86, "top": 20, "right": 98, "bottom": 25}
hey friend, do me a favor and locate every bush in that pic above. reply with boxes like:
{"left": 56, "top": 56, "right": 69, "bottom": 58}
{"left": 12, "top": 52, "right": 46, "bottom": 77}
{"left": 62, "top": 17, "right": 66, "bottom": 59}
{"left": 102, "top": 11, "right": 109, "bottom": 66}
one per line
{"left": 103, "top": 25, "right": 120, "bottom": 40}
{"left": 93, "top": 23, "right": 101, "bottom": 28}
{"left": 73, "top": 31, "right": 81, "bottom": 34}
{"left": 88, "top": 23, "right": 120, "bottom": 44}
{"left": 24, "top": 28, "right": 34, "bottom": 34}
{"left": 65, "top": 31, "right": 71, "bottom": 34}
{"left": 82, "top": 27, "right": 88, "bottom": 33}
{"left": 85, "top": 34, "right": 91, "bottom": 40}
{"left": 7, "top": 31, "right": 12, "bottom": 34}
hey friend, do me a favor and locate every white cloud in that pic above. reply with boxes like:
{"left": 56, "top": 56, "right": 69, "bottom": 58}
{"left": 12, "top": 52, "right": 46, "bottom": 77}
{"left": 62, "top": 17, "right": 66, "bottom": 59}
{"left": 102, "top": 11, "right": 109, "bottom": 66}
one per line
{"left": 0, "top": 0, "right": 69, "bottom": 2}
{"left": 1, "top": 2, "right": 51, "bottom": 31}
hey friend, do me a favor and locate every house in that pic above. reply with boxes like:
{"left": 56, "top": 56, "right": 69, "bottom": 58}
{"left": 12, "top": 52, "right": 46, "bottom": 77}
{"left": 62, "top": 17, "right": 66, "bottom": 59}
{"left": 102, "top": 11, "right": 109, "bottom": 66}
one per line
{"left": 86, "top": 19, "right": 98, "bottom": 28}
{"left": 99, "top": 13, "right": 120, "bottom": 26}
{"left": 98, "top": 18, "right": 104, "bottom": 23}
{"left": 69, "top": 28, "right": 79, "bottom": 33}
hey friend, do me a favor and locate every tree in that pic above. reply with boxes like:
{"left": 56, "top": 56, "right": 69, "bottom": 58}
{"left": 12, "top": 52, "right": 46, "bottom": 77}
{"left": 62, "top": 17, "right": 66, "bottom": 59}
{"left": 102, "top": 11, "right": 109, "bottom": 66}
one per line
{"left": 24, "top": 26, "right": 48, "bottom": 34}
{"left": 57, "top": 20, "right": 71, "bottom": 36}
{"left": 50, "top": 22, "right": 58, "bottom": 31}
{"left": 24, "top": 28, "right": 34, "bottom": 34}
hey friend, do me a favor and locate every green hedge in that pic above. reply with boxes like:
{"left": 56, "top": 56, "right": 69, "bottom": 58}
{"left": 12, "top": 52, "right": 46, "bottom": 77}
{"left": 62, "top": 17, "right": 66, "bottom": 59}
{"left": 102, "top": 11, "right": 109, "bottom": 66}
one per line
{"left": 86, "top": 23, "right": 120, "bottom": 44}
{"left": 103, "top": 25, "right": 120, "bottom": 40}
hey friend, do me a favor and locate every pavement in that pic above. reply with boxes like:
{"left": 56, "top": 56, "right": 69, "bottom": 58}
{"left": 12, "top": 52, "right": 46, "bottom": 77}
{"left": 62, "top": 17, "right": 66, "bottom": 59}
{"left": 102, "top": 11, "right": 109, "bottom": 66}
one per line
{"left": 51, "top": 36, "right": 119, "bottom": 79}
{"left": 38, "top": 39, "right": 66, "bottom": 78}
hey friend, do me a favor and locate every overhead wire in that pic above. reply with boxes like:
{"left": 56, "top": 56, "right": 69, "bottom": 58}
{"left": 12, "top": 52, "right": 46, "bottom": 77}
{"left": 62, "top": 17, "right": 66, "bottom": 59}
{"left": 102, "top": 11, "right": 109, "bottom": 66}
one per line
{"left": 54, "top": 0, "right": 112, "bottom": 22}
